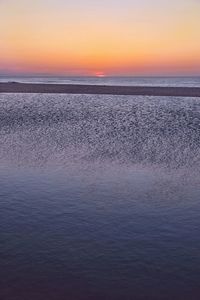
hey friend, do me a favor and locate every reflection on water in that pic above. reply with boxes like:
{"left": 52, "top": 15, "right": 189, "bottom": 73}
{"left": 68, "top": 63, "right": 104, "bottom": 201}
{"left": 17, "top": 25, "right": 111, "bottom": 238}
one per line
{"left": 0, "top": 93, "right": 200, "bottom": 299}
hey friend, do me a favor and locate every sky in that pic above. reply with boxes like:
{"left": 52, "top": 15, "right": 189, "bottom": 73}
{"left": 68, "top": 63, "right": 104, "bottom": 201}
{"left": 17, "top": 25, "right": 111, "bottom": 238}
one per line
{"left": 0, "top": 0, "right": 200, "bottom": 76}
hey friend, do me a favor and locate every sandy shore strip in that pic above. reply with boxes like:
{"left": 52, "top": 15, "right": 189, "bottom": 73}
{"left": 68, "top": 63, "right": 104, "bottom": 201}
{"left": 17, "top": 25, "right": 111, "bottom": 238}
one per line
{"left": 1, "top": 82, "right": 200, "bottom": 97}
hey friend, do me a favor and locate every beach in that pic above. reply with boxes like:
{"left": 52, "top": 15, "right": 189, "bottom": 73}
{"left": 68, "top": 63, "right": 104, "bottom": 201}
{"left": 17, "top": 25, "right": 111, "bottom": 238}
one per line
{"left": 1, "top": 82, "right": 200, "bottom": 97}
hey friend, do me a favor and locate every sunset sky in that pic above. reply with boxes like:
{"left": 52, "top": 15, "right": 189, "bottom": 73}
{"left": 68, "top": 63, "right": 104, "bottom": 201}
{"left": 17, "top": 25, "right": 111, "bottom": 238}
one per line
{"left": 0, "top": 0, "right": 200, "bottom": 76}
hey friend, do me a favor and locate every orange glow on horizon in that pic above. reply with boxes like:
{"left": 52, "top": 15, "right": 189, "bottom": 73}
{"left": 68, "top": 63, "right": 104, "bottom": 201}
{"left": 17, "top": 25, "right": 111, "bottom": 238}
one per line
{"left": 0, "top": 0, "right": 200, "bottom": 75}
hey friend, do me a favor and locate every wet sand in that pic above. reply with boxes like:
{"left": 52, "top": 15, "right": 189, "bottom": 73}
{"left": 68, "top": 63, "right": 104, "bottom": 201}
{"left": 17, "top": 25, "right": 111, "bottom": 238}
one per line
{"left": 1, "top": 82, "right": 200, "bottom": 97}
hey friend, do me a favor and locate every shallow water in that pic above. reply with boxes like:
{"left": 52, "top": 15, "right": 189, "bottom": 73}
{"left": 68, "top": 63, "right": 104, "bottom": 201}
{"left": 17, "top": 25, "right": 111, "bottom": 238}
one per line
{"left": 0, "top": 94, "right": 200, "bottom": 299}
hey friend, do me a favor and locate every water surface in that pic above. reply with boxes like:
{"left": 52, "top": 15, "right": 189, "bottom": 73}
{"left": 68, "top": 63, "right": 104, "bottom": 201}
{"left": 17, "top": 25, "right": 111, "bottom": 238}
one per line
{"left": 0, "top": 93, "right": 200, "bottom": 299}
{"left": 1, "top": 75, "right": 200, "bottom": 87}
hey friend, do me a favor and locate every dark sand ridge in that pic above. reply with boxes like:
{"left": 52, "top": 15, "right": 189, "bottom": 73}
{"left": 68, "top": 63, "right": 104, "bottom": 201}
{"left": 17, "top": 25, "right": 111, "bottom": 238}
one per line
{"left": 1, "top": 82, "right": 200, "bottom": 97}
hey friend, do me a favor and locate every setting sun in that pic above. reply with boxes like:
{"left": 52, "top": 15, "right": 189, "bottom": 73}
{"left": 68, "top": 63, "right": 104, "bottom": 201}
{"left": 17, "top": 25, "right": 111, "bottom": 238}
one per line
{"left": 95, "top": 72, "right": 106, "bottom": 78}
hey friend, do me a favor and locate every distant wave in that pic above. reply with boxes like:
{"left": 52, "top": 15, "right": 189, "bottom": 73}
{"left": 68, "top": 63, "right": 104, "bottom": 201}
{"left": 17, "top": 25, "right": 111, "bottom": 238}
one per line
{"left": 1, "top": 76, "right": 200, "bottom": 87}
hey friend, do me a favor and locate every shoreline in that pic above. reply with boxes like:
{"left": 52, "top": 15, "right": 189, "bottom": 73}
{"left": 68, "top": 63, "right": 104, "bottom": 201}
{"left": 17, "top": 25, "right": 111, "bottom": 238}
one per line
{"left": 1, "top": 82, "right": 200, "bottom": 97}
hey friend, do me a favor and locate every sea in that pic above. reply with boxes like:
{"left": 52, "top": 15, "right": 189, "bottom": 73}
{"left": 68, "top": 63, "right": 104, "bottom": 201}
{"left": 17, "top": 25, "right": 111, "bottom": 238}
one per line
{"left": 1, "top": 75, "right": 200, "bottom": 87}
{"left": 0, "top": 76, "right": 200, "bottom": 299}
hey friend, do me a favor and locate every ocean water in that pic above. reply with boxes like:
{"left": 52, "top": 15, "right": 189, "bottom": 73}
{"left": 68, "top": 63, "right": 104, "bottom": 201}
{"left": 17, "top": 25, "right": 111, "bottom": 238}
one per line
{"left": 0, "top": 93, "right": 200, "bottom": 300}
{"left": 1, "top": 75, "right": 200, "bottom": 87}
